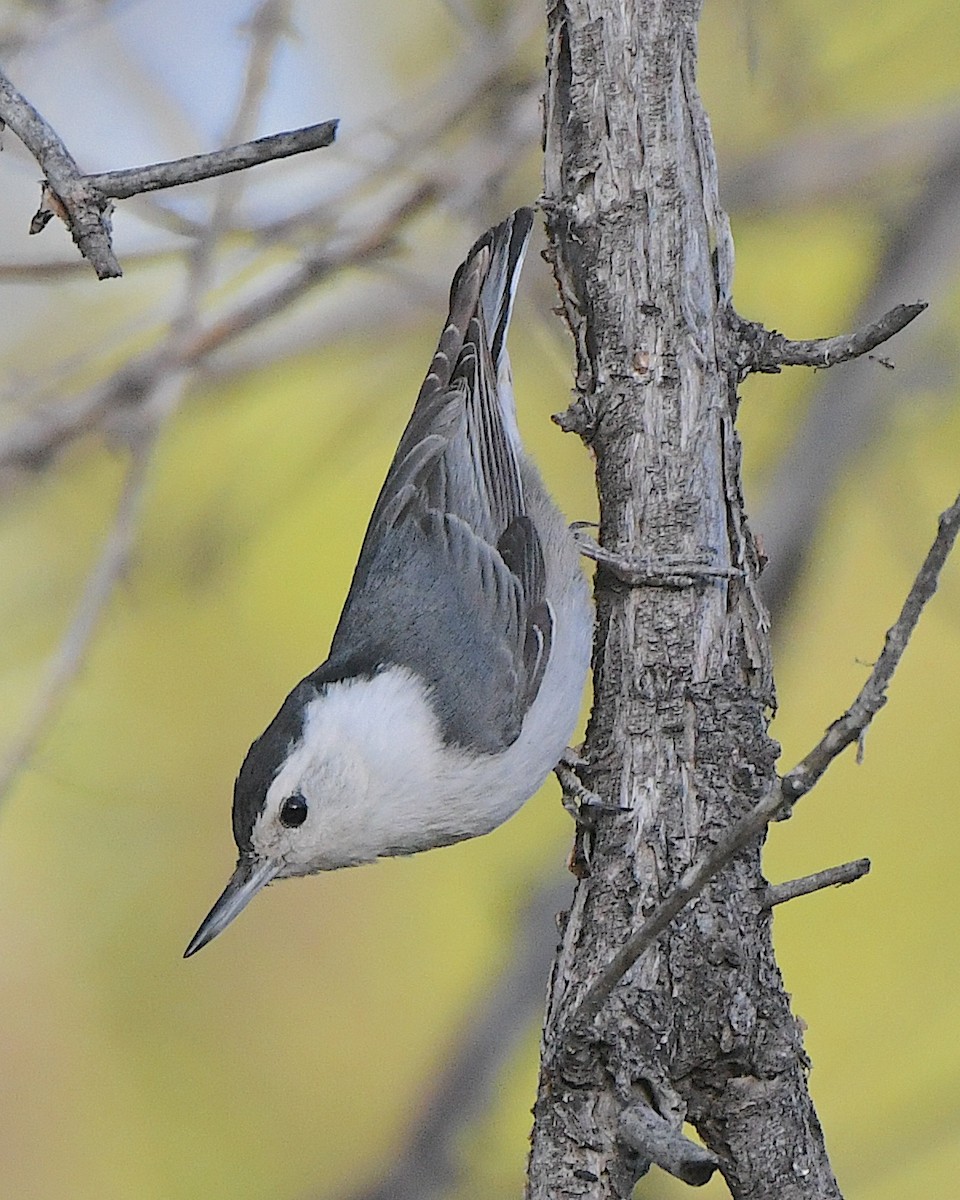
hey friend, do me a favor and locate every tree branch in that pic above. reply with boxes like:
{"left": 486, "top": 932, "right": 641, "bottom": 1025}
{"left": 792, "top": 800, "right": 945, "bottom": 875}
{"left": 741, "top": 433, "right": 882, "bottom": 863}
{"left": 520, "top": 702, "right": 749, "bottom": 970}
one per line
{"left": 784, "top": 492, "right": 960, "bottom": 795}
{"left": 566, "top": 492, "right": 959, "bottom": 1039}
{"left": 617, "top": 1105, "right": 719, "bottom": 1187}
{"left": 0, "top": 63, "right": 337, "bottom": 278}
{"left": 731, "top": 302, "right": 927, "bottom": 378}
{"left": 0, "top": 66, "right": 121, "bottom": 278}
{"left": 81, "top": 121, "right": 338, "bottom": 201}
{"left": 764, "top": 859, "right": 871, "bottom": 909}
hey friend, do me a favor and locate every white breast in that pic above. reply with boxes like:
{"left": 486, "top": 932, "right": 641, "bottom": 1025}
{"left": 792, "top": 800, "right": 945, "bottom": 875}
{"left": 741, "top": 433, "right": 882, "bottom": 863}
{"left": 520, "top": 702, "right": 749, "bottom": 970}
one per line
{"left": 267, "top": 565, "right": 591, "bottom": 872}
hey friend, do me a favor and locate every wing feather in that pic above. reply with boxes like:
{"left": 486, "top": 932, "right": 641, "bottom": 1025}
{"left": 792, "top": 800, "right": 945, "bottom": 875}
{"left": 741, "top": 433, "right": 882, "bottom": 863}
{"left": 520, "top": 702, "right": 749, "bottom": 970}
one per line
{"left": 325, "top": 209, "right": 551, "bottom": 753}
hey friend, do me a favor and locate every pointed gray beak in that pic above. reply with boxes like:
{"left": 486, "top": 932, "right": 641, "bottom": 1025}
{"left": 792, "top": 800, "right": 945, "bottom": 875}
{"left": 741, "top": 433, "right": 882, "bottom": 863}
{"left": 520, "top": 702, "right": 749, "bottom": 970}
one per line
{"left": 184, "top": 856, "right": 281, "bottom": 958}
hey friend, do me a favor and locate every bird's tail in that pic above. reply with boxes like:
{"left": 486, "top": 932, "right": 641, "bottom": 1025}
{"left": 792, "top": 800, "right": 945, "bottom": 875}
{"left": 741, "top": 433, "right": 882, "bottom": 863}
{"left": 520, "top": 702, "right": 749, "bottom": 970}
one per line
{"left": 460, "top": 207, "right": 534, "bottom": 455}
{"left": 415, "top": 208, "right": 534, "bottom": 451}
{"left": 471, "top": 207, "right": 534, "bottom": 373}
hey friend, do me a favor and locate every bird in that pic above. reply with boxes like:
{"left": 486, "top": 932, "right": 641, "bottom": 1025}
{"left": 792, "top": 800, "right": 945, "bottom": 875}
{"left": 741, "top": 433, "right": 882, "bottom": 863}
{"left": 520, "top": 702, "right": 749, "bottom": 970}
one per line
{"left": 185, "top": 208, "right": 592, "bottom": 957}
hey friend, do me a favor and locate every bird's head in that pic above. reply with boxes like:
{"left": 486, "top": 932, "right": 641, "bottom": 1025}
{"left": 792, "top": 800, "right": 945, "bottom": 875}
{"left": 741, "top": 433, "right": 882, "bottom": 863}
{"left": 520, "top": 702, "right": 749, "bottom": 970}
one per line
{"left": 184, "top": 679, "right": 373, "bottom": 957}
{"left": 183, "top": 666, "right": 446, "bottom": 957}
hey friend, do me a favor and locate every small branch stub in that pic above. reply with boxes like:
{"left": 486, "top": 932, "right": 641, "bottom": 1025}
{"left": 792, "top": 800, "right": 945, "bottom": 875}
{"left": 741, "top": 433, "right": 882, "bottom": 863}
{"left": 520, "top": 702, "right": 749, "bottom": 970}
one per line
{"left": 730, "top": 302, "right": 927, "bottom": 380}
{"left": 619, "top": 1105, "right": 719, "bottom": 1187}
{"left": 764, "top": 858, "right": 871, "bottom": 908}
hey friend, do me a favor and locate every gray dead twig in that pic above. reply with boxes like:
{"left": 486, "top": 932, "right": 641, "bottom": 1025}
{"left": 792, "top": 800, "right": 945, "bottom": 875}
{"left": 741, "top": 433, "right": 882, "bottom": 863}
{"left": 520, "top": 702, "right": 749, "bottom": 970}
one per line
{"left": 0, "top": 62, "right": 336, "bottom": 279}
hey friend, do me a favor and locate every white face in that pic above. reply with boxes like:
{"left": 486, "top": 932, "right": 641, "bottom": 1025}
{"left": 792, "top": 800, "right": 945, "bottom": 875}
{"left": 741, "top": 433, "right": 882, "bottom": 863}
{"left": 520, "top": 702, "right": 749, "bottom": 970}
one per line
{"left": 246, "top": 667, "right": 480, "bottom": 874}
{"left": 249, "top": 708, "right": 372, "bottom": 875}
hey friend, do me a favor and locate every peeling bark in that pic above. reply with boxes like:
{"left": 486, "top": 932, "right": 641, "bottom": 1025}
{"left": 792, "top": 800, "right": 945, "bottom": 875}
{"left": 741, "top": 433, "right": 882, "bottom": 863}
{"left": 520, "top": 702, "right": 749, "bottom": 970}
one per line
{"left": 527, "top": 2, "right": 843, "bottom": 1196}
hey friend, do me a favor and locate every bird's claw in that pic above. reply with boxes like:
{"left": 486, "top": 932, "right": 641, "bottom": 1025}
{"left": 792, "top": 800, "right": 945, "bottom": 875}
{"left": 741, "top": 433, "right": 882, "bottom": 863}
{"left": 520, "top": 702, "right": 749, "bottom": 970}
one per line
{"left": 554, "top": 748, "right": 629, "bottom": 877}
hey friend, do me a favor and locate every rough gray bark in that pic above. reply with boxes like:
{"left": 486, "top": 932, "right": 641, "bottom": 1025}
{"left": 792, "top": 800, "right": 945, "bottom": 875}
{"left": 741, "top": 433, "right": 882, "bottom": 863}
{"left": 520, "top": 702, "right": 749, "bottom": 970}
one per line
{"left": 528, "top": 1, "right": 843, "bottom": 1196}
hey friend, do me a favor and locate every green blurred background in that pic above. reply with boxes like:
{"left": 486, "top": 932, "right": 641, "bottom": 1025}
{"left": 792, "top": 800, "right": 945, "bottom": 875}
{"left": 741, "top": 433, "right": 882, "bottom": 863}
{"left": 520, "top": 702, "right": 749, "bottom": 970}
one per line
{"left": 0, "top": 0, "right": 958, "bottom": 1196}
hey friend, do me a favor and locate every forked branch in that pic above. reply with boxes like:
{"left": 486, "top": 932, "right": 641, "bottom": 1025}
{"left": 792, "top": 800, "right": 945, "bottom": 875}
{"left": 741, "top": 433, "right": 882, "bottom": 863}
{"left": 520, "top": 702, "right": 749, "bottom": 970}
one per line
{"left": 0, "top": 65, "right": 337, "bottom": 279}
{"left": 566, "top": 492, "right": 960, "bottom": 1037}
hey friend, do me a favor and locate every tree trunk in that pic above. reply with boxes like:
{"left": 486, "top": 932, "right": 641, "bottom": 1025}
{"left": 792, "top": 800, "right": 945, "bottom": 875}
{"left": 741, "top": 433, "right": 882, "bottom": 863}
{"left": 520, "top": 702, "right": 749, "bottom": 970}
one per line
{"left": 527, "top": 1, "right": 843, "bottom": 1196}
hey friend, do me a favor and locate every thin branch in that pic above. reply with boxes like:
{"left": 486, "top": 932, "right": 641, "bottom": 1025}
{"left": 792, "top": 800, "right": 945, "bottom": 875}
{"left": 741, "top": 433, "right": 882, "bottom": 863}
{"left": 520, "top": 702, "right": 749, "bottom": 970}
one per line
{"left": 566, "top": 492, "right": 960, "bottom": 1036}
{"left": 731, "top": 302, "right": 927, "bottom": 378}
{"left": 82, "top": 121, "right": 338, "bottom": 201}
{"left": 0, "top": 437, "right": 155, "bottom": 802}
{"left": 784, "top": 492, "right": 960, "bottom": 796}
{"left": 0, "top": 66, "right": 121, "bottom": 278}
{"left": 0, "top": 63, "right": 337, "bottom": 278}
{"left": 764, "top": 858, "right": 871, "bottom": 909}
{"left": 618, "top": 1105, "right": 719, "bottom": 1187}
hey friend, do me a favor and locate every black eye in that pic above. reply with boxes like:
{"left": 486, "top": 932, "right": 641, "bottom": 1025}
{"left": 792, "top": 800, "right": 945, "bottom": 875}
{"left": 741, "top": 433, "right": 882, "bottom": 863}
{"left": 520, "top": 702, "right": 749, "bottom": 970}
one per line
{"left": 279, "top": 794, "right": 309, "bottom": 828}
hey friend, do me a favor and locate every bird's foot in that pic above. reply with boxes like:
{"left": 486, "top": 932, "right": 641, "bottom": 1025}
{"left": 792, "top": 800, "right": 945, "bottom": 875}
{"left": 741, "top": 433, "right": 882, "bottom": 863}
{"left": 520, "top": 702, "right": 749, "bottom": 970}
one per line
{"left": 554, "top": 748, "right": 627, "bottom": 877}
{"left": 570, "top": 525, "right": 743, "bottom": 588}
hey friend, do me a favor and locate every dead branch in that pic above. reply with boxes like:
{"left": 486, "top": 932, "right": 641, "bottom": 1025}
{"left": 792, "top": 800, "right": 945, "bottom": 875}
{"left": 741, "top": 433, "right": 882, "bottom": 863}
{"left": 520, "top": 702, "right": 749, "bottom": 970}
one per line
{"left": 784, "top": 493, "right": 960, "bottom": 795}
{"left": 730, "top": 302, "right": 927, "bottom": 378}
{"left": 0, "top": 62, "right": 337, "bottom": 278}
{"left": 618, "top": 1105, "right": 719, "bottom": 1187}
{"left": 566, "top": 492, "right": 959, "bottom": 1039}
{"left": 764, "top": 859, "right": 871, "bottom": 908}
{"left": 81, "top": 122, "right": 338, "bottom": 202}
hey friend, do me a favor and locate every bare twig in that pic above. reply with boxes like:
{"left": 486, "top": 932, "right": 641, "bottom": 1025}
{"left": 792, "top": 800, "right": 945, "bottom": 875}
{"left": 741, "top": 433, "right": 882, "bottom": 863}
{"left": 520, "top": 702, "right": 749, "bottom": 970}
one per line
{"left": 783, "top": 493, "right": 960, "bottom": 796}
{"left": 731, "top": 302, "right": 927, "bottom": 379}
{"left": 81, "top": 121, "right": 338, "bottom": 201}
{"left": 0, "top": 62, "right": 336, "bottom": 278}
{"left": 764, "top": 858, "right": 871, "bottom": 909}
{"left": 566, "top": 493, "right": 960, "bottom": 1036}
{"left": 618, "top": 1105, "right": 719, "bottom": 1187}
{"left": 0, "top": 66, "right": 121, "bottom": 278}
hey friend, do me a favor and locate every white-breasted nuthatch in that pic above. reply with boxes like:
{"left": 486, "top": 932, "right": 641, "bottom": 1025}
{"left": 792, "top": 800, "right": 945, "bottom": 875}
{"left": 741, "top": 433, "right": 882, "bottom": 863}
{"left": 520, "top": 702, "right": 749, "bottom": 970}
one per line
{"left": 185, "top": 209, "right": 592, "bottom": 957}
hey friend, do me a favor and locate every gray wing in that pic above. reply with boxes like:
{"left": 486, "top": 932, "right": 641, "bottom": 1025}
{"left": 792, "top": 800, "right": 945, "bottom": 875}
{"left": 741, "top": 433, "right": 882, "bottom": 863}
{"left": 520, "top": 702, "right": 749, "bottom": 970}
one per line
{"left": 322, "top": 208, "right": 552, "bottom": 754}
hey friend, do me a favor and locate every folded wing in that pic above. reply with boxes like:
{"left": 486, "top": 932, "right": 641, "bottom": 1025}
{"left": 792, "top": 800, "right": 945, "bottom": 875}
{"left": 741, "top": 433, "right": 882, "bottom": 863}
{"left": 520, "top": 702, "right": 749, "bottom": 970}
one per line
{"left": 321, "top": 209, "right": 553, "bottom": 754}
